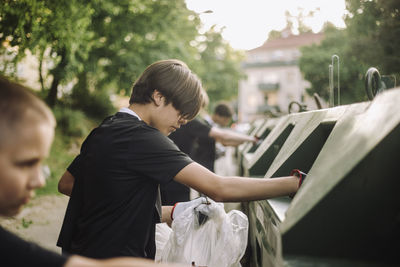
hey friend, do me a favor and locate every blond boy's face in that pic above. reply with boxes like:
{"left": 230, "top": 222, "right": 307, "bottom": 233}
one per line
{"left": 0, "top": 119, "right": 54, "bottom": 216}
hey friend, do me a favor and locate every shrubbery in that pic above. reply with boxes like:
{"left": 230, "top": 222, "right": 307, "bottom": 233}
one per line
{"left": 36, "top": 106, "right": 98, "bottom": 196}
{"left": 53, "top": 106, "right": 91, "bottom": 138}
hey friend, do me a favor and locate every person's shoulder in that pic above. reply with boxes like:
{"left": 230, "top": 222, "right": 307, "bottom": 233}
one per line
{"left": 132, "top": 127, "right": 178, "bottom": 152}
{"left": 189, "top": 117, "right": 212, "bottom": 135}
{"left": 187, "top": 117, "right": 210, "bottom": 128}
{"left": 100, "top": 112, "right": 149, "bottom": 129}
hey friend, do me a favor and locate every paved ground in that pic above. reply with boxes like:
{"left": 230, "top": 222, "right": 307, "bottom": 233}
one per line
{"left": 0, "top": 194, "right": 68, "bottom": 253}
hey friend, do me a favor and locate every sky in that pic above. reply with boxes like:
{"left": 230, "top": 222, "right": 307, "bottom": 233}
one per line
{"left": 185, "top": 0, "right": 347, "bottom": 50}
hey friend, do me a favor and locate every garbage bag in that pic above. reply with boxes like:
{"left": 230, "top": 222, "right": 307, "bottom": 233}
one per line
{"left": 157, "top": 199, "right": 248, "bottom": 267}
{"left": 155, "top": 222, "right": 173, "bottom": 261}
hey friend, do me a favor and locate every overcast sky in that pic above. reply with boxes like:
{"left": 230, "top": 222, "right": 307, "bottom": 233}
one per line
{"left": 185, "top": 0, "right": 347, "bottom": 50}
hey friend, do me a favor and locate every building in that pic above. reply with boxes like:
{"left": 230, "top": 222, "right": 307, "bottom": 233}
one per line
{"left": 238, "top": 31, "right": 324, "bottom": 123}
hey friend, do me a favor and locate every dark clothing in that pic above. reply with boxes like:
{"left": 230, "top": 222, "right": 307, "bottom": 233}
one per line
{"left": 161, "top": 118, "right": 211, "bottom": 205}
{"left": 57, "top": 112, "right": 192, "bottom": 259}
{"left": 1, "top": 226, "right": 68, "bottom": 267}
{"left": 191, "top": 118, "right": 216, "bottom": 172}
{"left": 168, "top": 118, "right": 211, "bottom": 156}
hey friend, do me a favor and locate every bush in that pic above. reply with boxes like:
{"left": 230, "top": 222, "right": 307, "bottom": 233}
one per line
{"left": 52, "top": 106, "right": 91, "bottom": 138}
{"left": 36, "top": 129, "right": 76, "bottom": 196}
{"left": 82, "top": 90, "right": 116, "bottom": 120}
{"left": 36, "top": 108, "right": 97, "bottom": 196}
{"left": 70, "top": 84, "right": 116, "bottom": 120}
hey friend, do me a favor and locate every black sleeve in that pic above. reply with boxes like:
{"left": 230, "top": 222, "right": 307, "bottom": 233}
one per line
{"left": 67, "top": 154, "right": 83, "bottom": 178}
{"left": 168, "top": 119, "right": 210, "bottom": 155}
{"left": 0, "top": 226, "right": 68, "bottom": 267}
{"left": 186, "top": 118, "right": 212, "bottom": 138}
{"left": 126, "top": 129, "right": 193, "bottom": 184}
{"left": 67, "top": 126, "right": 98, "bottom": 178}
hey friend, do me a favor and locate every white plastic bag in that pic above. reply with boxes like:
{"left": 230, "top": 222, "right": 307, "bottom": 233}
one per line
{"left": 157, "top": 199, "right": 248, "bottom": 267}
{"left": 155, "top": 222, "right": 173, "bottom": 261}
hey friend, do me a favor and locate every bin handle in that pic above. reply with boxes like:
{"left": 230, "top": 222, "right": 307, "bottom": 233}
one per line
{"left": 365, "top": 67, "right": 385, "bottom": 100}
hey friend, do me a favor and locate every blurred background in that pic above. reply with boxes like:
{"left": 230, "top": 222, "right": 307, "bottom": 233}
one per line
{"left": 0, "top": 0, "right": 399, "bottom": 195}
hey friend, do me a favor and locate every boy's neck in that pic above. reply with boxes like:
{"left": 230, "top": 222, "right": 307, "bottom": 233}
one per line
{"left": 128, "top": 104, "right": 151, "bottom": 125}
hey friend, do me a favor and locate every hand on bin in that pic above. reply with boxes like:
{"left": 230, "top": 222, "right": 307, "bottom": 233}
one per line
{"left": 289, "top": 169, "right": 307, "bottom": 198}
{"left": 254, "top": 135, "right": 263, "bottom": 145}
{"left": 171, "top": 197, "right": 209, "bottom": 220}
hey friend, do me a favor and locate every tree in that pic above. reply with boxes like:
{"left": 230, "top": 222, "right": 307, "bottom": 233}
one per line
{"left": 59, "top": 0, "right": 244, "bottom": 113}
{"left": 68, "top": 0, "right": 203, "bottom": 118}
{"left": 192, "top": 26, "right": 245, "bottom": 107}
{"left": 283, "top": 9, "right": 313, "bottom": 35}
{"left": 1, "top": 0, "right": 245, "bottom": 114}
{"left": 299, "top": 0, "right": 400, "bottom": 105}
{"left": 299, "top": 24, "right": 368, "bottom": 104}
{"left": 0, "top": 0, "right": 93, "bottom": 106}
{"left": 81, "top": 0, "right": 200, "bottom": 92}
{"left": 345, "top": 0, "right": 400, "bottom": 76}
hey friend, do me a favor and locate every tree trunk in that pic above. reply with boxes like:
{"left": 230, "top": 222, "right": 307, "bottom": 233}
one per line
{"left": 46, "top": 48, "right": 68, "bottom": 107}
{"left": 39, "top": 49, "right": 45, "bottom": 92}
{"left": 47, "top": 75, "right": 61, "bottom": 107}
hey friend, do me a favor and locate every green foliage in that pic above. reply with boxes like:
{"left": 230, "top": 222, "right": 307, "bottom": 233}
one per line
{"left": 70, "top": 72, "right": 116, "bottom": 120}
{"left": 268, "top": 30, "right": 283, "bottom": 41}
{"left": 0, "top": 0, "right": 93, "bottom": 106}
{"left": 22, "top": 218, "right": 33, "bottom": 228}
{"left": 193, "top": 27, "right": 245, "bottom": 105}
{"left": 82, "top": 0, "right": 200, "bottom": 94}
{"left": 69, "top": 0, "right": 244, "bottom": 108}
{"left": 52, "top": 106, "right": 92, "bottom": 138}
{"left": 284, "top": 9, "right": 314, "bottom": 34}
{"left": 76, "top": 89, "right": 115, "bottom": 120}
{"left": 345, "top": 0, "right": 400, "bottom": 77}
{"left": 36, "top": 129, "right": 75, "bottom": 196}
{"left": 299, "top": 25, "right": 368, "bottom": 104}
{"left": 36, "top": 112, "right": 97, "bottom": 196}
{"left": 299, "top": 0, "right": 400, "bottom": 104}
{"left": 1, "top": 0, "right": 244, "bottom": 113}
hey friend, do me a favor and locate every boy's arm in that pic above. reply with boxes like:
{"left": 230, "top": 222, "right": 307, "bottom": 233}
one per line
{"left": 209, "top": 127, "right": 256, "bottom": 146}
{"left": 174, "top": 162, "right": 298, "bottom": 202}
{"left": 58, "top": 171, "right": 75, "bottom": 196}
{"left": 161, "top": 206, "right": 173, "bottom": 226}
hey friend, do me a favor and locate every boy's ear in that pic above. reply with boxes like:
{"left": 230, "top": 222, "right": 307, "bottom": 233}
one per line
{"left": 151, "top": 90, "right": 164, "bottom": 106}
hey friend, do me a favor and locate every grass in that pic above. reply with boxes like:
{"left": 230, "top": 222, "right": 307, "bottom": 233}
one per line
{"left": 36, "top": 130, "right": 77, "bottom": 196}
{"left": 36, "top": 114, "right": 98, "bottom": 196}
{"left": 22, "top": 218, "right": 33, "bottom": 228}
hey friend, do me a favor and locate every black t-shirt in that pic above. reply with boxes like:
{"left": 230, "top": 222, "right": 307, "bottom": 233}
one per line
{"left": 1, "top": 226, "right": 68, "bottom": 267}
{"left": 191, "top": 118, "right": 216, "bottom": 171}
{"left": 168, "top": 118, "right": 211, "bottom": 156}
{"left": 57, "top": 112, "right": 192, "bottom": 259}
{"left": 161, "top": 118, "right": 211, "bottom": 205}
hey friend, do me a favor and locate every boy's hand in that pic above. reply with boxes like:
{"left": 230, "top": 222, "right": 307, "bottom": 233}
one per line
{"left": 291, "top": 169, "right": 307, "bottom": 188}
{"left": 289, "top": 169, "right": 307, "bottom": 198}
{"left": 171, "top": 197, "right": 209, "bottom": 220}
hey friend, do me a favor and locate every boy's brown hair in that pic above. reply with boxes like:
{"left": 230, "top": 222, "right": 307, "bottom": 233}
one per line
{"left": 129, "top": 59, "right": 203, "bottom": 120}
{"left": 0, "top": 77, "right": 55, "bottom": 148}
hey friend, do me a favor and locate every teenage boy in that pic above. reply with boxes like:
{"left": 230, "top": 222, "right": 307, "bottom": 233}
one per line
{"left": 57, "top": 59, "right": 300, "bottom": 260}
{"left": 0, "top": 77, "right": 185, "bottom": 267}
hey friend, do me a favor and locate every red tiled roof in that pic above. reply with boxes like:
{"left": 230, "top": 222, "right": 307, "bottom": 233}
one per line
{"left": 248, "top": 32, "right": 324, "bottom": 52}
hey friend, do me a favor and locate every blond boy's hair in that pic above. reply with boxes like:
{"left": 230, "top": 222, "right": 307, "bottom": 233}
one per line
{"left": 0, "top": 77, "right": 55, "bottom": 148}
